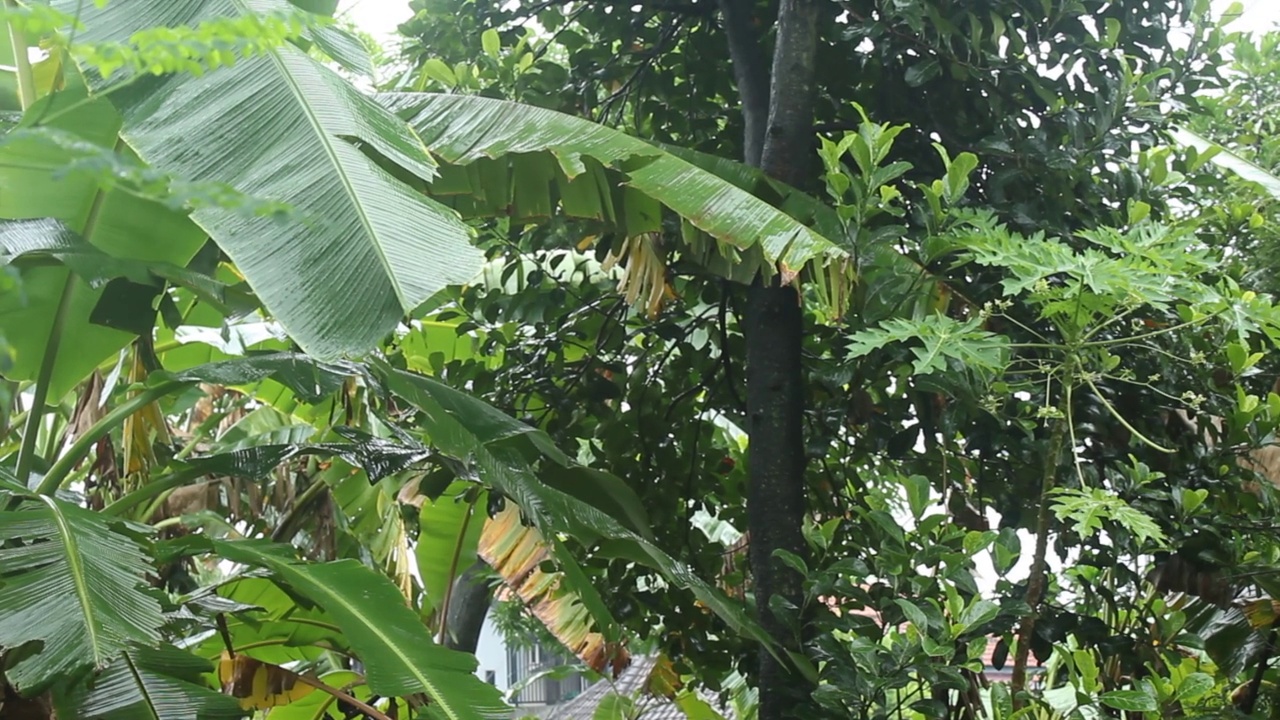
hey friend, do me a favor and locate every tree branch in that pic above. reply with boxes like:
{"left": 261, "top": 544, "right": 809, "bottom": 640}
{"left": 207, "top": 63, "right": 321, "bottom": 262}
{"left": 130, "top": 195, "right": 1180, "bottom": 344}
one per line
{"left": 717, "top": 0, "right": 771, "bottom": 165}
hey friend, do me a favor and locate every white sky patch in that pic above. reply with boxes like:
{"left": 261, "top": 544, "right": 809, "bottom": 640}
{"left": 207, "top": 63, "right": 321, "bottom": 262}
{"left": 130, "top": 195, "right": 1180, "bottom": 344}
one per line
{"left": 339, "top": 0, "right": 1280, "bottom": 50}
{"left": 338, "top": 0, "right": 415, "bottom": 44}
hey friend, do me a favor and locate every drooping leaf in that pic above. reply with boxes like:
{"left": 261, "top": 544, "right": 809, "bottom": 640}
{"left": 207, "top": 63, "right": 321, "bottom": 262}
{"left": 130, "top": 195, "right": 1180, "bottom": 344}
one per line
{"left": 57, "top": 644, "right": 243, "bottom": 720}
{"left": 255, "top": 670, "right": 365, "bottom": 720}
{"left": 480, "top": 502, "right": 628, "bottom": 675}
{"left": 217, "top": 652, "right": 316, "bottom": 710}
{"left": 377, "top": 364, "right": 775, "bottom": 656}
{"left": 63, "top": 0, "right": 483, "bottom": 360}
{"left": 0, "top": 217, "right": 248, "bottom": 319}
{"left": 1171, "top": 126, "right": 1280, "bottom": 201}
{"left": 0, "top": 493, "right": 165, "bottom": 692}
{"left": 378, "top": 93, "right": 847, "bottom": 275}
{"left": 215, "top": 542, "right": 509, "bottom": 720}
{"left": 157, "top": 352, "right": 356, "bottom": 404}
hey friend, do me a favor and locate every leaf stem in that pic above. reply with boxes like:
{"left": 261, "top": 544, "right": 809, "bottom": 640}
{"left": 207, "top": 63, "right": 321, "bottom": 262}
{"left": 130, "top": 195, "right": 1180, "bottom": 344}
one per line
{"left": 15, "top": 276, "right": 76, "bottom": 485}
{"left": 101, "top": 466, "right": 206, "bottom": 517}
{"left": 35, "top": 380, "right": 191, "bottom": 496}
{"left": 436, "top": 495, "right": 478, "bottom": 645}
{"left": 269, "top": 459, "right": 327, "bottom": 543}
{"left": 1082, "top": 373, "right": 1174, "bottom": 453}
{"left": 6, "top": 1, "right": 34, "bottom": 110}
{"left": 1080, "top": 315, "right": 1211, "bottom": 347}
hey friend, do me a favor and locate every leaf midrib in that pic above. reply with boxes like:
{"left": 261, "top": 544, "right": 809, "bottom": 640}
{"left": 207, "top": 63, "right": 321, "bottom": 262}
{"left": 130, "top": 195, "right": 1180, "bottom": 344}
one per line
{"left": 228, "top": 0, "right": 405, "bottom": 309}
{"left": 283, "top": 564, "right": 468, "bottom": 720}
{"left": 40, "top": 496, "right": 104, "bottom": 666}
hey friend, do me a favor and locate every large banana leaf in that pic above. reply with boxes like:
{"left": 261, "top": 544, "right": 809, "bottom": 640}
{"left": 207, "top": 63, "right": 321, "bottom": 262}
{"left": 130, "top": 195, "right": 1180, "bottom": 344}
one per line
{"left": 0, "top": 90, "right": 207, "bottom": 400}
{"left": 55, "top": 644, "right": 244, "bottom": 720}
{"left": 0, "top": 217, "right": 244, "bottom": 315}
{"left": 375, "top": 364, "right": 774, "bottom": 653}
{"left": 215, "top": 542, "right": 510, "bottom": 720}
{"left": 59, "top": 0, "right": 484, "bottom": 359}
{"left": 0, "top": 481, "right": 165, "bottom": 693}
{"left": 377, "top": 93, "right": 847, "bottom": 276}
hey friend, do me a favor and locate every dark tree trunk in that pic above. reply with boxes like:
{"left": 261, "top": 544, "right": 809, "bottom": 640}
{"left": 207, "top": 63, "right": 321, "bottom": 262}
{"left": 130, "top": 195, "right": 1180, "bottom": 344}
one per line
{"left": 442, "top": 559, "right": 492, "bottom": 654}
{"left": 717, "top": 0, "right": 770, "bottom": 167}
{"left": 721, "top": 0, "right": 821, "bottom": 717}
{"left": 744, "top": 282, "right": 809, "bottom": 719}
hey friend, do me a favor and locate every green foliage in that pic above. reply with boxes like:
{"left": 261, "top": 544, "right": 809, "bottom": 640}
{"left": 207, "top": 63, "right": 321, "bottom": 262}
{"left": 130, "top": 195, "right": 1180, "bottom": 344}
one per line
{"left": 1048, "top": 488, "right": 1166, "bottom": 547}
{"left": 846, "top": 315, "right": 1009, "bottom": 377}
{"left": 0, "top": 481, "right": 165, "bottom": 693}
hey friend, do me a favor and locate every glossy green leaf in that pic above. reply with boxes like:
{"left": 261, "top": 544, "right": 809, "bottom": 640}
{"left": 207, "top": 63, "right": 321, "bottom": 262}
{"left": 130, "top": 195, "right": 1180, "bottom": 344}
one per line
{"left": 0, "top": 490, "right": 165, "bottom": 692}
{"left": 215, "top": 542, "right": 510, "bottom": 720}
{"left": 0, "top": 92, "right": 205, "bottom": 400}
{"left": 377, "top": 364, "right": 775, "bottom": 653}
{"left": 1098, "top": 689, "right": 1157, "bottom": 712}
{"left": 416, "top": 481, "right": 485, "bottom": 615}
{"left": 56, "top": 645, "right": 243, "bottom": 720}
{"left": 63, "top": 0, "right": 483, "bottom": 360}
{"left": 379, "top": 92, "right": 846, "bottom": 274}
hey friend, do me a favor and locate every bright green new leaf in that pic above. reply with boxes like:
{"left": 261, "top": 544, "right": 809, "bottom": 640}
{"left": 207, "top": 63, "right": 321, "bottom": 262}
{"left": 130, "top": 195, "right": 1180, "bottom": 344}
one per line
{"left": 1049, "top": 488, "right": 1166, "bottom": 546}
{"left": 0, "top": 491, "right": 165, "bottom": 692}
{"left": 417, "top": 481, "right": 486, "bottom": 616}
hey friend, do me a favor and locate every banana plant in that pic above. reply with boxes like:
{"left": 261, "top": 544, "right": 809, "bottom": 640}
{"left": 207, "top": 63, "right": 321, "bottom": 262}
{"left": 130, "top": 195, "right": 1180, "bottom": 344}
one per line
{"left": 0, "top": 1, "right": 862, "bottom": 715}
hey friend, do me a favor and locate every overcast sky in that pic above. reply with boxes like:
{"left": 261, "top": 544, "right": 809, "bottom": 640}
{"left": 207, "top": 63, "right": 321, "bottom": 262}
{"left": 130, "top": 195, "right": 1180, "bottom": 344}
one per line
{"left": 339, "top": 0, "right": 1280, "bottom": 47}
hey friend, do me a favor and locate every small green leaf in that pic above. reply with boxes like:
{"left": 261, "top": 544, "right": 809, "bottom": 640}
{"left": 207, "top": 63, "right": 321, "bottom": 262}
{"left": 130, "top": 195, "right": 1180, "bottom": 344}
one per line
{"left": 481, "top": 28, "right": 500, "bottom": 59}
{"left": 903, "top": 475, "right": 931, "bottom": 519}
{"left": 895, "top": 599, "right": 929, "bottom": 629}
{"left": 1099, "top": 689, "right": 1157, "bottom": 712}
{"left": 958, "top": 599, "right": 999, "bottom": 630}
{"left": 1179, "top": 488, "right": 1208, "bottom": 515}
{"left": 1104, "top": 17, "right": 1122, "bottom": 46}
{"left": 993, "top": 528, "right": 1021, "bottom": 575}
{"left": 1175, "top": 672, "right": 1214, "bottom": 702}
{"left": 1072, "top": 649, "right": 1100, "bottom": 693}
{"left": 422, "top": 57, "right": 457, "bottom": 87}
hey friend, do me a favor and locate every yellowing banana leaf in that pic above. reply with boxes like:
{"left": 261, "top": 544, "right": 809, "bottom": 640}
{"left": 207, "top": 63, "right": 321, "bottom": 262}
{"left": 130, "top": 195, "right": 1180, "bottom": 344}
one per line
{"left": 480, "top": 502, "right": 629, "bottom": 676}
{"left": 217, "top": 652, "right": 316, "bottom": 710}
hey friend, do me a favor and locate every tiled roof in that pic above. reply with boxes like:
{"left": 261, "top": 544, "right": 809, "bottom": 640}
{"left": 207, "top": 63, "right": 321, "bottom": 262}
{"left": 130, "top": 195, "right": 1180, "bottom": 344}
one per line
{"left": 512, "top": 656, "right": 725, "bottom": 720}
